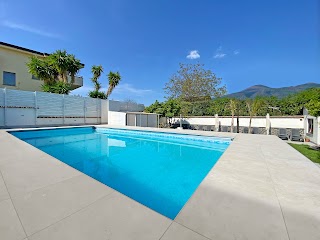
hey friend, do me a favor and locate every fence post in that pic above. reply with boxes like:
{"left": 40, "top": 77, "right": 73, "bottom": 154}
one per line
{"left": 63, "top": 94, "right": 65, "bottom": 125}
{"left": 3, "top": 88, "right": 6, "bottom": 127}
{"left": 34, "top": 91, "right": 37, "bottom": 126}
{"left": 99, "top": 99, "right": 101, "bottom": 124}
{"left": 84, "top": 98, "right": 86, "bottom": 125}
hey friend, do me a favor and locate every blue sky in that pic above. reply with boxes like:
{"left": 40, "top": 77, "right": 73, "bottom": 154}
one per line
{"left": 0, "top": 0, "right": 319, "bottom": 105}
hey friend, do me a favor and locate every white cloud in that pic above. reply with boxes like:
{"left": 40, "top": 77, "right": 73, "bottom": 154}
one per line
{"left": 234, "top": 50, "right": 240, "bottom": 55}
{"left": 113, "top": 83, "right": 153, "bottom": 96}
{"left": 214, "top": 46, "right": 227, "bottom": 59}
{"left": 71, "top": 83, "right": 153, "bottom": 103}
{"left": 1, "top": 20, "right": 61, "bottom": 39}
{"left": 214, "top": 53, "right": 226, "bottom": 59}
{"left": 186, "top": 50, "right": 200, "bottom": 59}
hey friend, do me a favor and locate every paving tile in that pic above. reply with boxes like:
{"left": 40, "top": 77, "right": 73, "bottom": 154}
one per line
{"left": 29, "top": 191, "right": 171, "bottom": 240}
{"left": 161, "top": 222, "right": 208, "bottom": 240}
{"left": 279, "top": 204, "right": 320, "bottom": 240}
{"left": 12, "top": 174, "right": 114, "bottom": 236}
{"left": 1, "top": 154, "right": 81, "bottom": 198}
{"left": 0, "top": 173, "right": 10, "bottom": 202}
{"left": 0, "top": 199, "right": 26, "bottom": 240}
{"left": 0, "top": 132, "right": 48, "bottom": 167}
{"left": 176, "top": 178, "right": 289, "bottom": 240}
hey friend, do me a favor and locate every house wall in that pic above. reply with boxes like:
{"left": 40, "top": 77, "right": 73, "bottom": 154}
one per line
{"left": 0, "top": 44, "right": 83, "bottom": 91}
{"left": 0, "top": 46, "right": 44, "bottom": 91}
{"left": 304, "top": 115, "right": 320, "bottom": 144}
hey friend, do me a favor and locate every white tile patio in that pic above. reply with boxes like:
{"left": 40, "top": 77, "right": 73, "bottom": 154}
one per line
{"left": 0, "top": 125, "right": 319, "bottom": 240}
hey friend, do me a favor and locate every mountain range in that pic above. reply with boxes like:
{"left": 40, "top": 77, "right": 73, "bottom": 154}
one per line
{"left": 226, "top": 83, "right": 320, "bottom": 99}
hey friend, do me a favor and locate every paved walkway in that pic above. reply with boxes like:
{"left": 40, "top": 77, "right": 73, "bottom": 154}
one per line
{"left": 0, "top": 126, "right": 319, "bottom": 240}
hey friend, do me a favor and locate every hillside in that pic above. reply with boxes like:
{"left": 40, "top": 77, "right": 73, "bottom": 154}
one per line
{"left": 226, "top": 83, "right": 320, "bottom": 99}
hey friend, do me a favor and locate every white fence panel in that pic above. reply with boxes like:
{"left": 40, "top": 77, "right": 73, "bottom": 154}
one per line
{"left": 37, "top": 92, "right": 64, "bottom": 126}
{"left": 0, "top": 89, "right": 4, "bottom": 126}
{"left": 37, "top": 92, "right": 63, "bottom": 117}
{"left": 6, "top": 89, "right": 35, "bottom": 108}
{"left": 0, "top": 88, "right": 106, "bottom": 128}
{"left": 64, "top": 95, "right": 85, "bottom": 117}
{"left": 5, "top": 89, "right": 35, "bottom": 126}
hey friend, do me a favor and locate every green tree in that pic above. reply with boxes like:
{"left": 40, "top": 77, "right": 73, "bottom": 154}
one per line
{"left": 27, "top": 56, "right": 57, "bottom": 84}
{"left": 304, "top": 88, "right": 320, "bottom": 117}
{"left": 145, "top": 100, "right": 163, "bottom": 114}
{"left": 106, "top": 71, "right": 121, "bottom": 99}
{"left": 89, "top": 65, "right": 106, "bottom": 99}
{"left": 162, "top": 99, "right": 181, "bottom": 125}
{"left": 26, "top": 49, "right": 83, "bottom": 94}
{"left": 91, "top": 65, "right": 103, "bottom": 91}
{"left": 306, "top": 100, "right": 320, "bottom": 117}
{"left": 246, "top": 97, "right": 265, "bottom": 133}
{"left": 164, "top": 63, "right": 226, "bottom": 113}
{"left": 67, "top": 54, "right": 83, "bottom": 84}
{"left": 88, "top": 91, "right": 107, "bottom": 99}
{"left": 207, "top": 98, "right": 231, "bottom": 116}
{"left": 41, "top": 81, "right": 72, "bottom": 94}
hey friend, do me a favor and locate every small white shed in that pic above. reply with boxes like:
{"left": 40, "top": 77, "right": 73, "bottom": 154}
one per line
{"left": 126, "top": 112, "right": 161, "bottom": 128}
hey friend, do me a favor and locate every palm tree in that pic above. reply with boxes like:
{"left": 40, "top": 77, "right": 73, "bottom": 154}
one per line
{"left": 67, "top": 54, "right": 83, "bottom": 84}
{"left": 91, "top": 65, "right": 104, "bottom": 91}
{"left": 27, "top": 56, "right": 57, "bottom": 84}
{"left": 48, "top": 50, "right": 69, "bottom": 83}
{"left": 246, "top": 98, "right": 264, "bottom": 133}
{"left": 106, "top": 71, "right": 121, "bottom": 99}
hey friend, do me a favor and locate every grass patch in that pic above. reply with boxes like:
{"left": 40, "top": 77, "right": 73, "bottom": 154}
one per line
{"left": 289, "top": 143, "right": 320, "bottom": 164}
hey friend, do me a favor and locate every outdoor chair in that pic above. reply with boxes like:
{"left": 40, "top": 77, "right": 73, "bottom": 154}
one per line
{"left": 278, "top": 128, "right": 288, "bottom": 140}
{"left": 290, "top": 129, "right": 302, "bottom": 142}
{"left": 202, "top": 125, "right": 210, "bottom": 131}
{"left": 210, "top": 125, "right": 215, "bottom": 131}
{"left": 252, "top": 127, "right": 260, "bottom": 134}
{"left": 198, "top": 125, "right": 204, "bottom": 131}
{"left": 193, "top": 125, "right": 199, "bottom": 130}
{"left": 243, "top": 127, "right": 249, "bottom": 133}
{"left": 221, "top": 126, "right": 228, "bottom": 132}
{"left": 232, "top": 126, "right": 238, "bottom": 133}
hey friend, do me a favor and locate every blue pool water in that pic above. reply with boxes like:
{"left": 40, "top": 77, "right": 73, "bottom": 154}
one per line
{"left": 10, "top": 127, "right": 231, "bottom": 219}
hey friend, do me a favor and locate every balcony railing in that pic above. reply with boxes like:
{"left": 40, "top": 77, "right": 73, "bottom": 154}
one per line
{"left": 68, "top": 76, "right": 83, "bottom": 90}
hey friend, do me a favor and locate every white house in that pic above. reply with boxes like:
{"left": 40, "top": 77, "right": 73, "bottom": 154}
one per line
{"left": 303, "top": 108, "right": 320, "bottom": 145}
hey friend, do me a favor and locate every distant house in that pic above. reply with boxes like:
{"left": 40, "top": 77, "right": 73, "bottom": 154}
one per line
{"left": 303, "top": 108, "right": 320, "bottom": 145}
{"left": 0, "top": 42, "right": 83, "bottom": 91}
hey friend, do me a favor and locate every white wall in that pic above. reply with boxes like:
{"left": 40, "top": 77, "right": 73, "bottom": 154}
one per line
{"left": 109, "top": 100, "right": 144, "bottom": 112}
{"left": 305, "top": 115, "right": 320, "bottom": 144}
{"left": 169, "top": 116, "right": 304, "bottom": 129}
{"left": 108, "top": 111, "right": 127, "bottom": 126}
{"left": 101, "top": 100, "right": 108, "bottom": 124}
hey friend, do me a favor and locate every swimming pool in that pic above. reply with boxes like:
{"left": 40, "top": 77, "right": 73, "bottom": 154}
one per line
{"left": 10, "top": 127, "right": 231, "bottom": 219}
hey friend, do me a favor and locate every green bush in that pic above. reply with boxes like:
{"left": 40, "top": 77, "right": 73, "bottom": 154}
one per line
{"left": 88, "top": 90, "right": 107, "bottom": 99}
{"left": 41, "top": 82, "right": 72, "bottom": 94}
